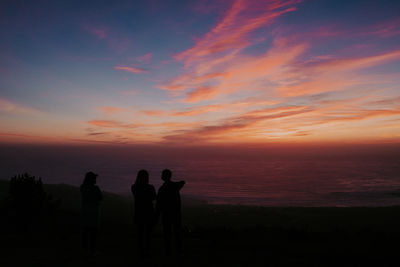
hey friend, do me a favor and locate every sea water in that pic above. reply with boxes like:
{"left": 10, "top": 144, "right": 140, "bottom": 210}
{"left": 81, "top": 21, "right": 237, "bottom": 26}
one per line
{"left": 1, "top": 144, "right": 399, "bottom": 206}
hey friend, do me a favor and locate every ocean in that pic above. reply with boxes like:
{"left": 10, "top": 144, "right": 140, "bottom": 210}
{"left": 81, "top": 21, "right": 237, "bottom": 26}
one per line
{"left": 1, "top": 144, "right": 400, "bottom": 207}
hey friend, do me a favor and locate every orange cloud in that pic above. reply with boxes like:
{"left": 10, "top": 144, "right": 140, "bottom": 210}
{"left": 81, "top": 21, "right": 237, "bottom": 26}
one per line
{"left": 80, "top": 1, "right": 400, "bottom": 145}
{"left": 99, "top": 106, "right": 125, "bottom": 114}
{"left": 320, "top": 109, "right": 400, "bottom": 124}
{"left": 114, "top": 66, "right": 148, "bottom": 74}
{"left": 277, "top": 78, "right": 354, "bottom": 97}
{"left": 176, "top": 0, "right": 300, "bottom": 65}
{"left": 160, "top": 39, "right": 307, "bottom": 102}
{"left": 310, "top": 50, "right": 400, "bottom": 73}
{"left": 159, "top": 0, "right": 304, "bottom": 103}
{"left": 88, "top": 120, "right": 140, "bottom": 128}
{"left": 140, "top": 99, "right": 279, "bottom": 118}
{"left": 162, "top": 105, "right": 312, "bottom": 143}
{"left": 141, "top": 110, "right": 168, "bottom": 116}
{"left": 184, "top": 86, "right": 220, "bottom": 102}
{"left": 140, "top": 104, "right": 224, "bottom": 117}
{"left": 172, "top": 104, "right": 225, "bottom": 116}
{"left": 274, "top": 50, "right": 400, "bottom": 97}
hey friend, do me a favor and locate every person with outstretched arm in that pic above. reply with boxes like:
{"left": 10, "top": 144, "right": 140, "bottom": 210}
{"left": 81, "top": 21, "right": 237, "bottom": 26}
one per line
{"left": 156, "top": 169, "right": 185, "bottom": 255}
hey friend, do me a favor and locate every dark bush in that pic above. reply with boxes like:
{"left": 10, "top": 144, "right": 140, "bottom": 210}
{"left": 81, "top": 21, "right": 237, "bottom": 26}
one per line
{"left": 7, "top": 173, "right": 60, "bottom": 231}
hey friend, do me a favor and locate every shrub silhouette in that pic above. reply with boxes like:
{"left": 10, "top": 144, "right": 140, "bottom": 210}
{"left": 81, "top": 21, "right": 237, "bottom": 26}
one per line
{"left": 8, "top": 173, "right": 59, "bottom": 231}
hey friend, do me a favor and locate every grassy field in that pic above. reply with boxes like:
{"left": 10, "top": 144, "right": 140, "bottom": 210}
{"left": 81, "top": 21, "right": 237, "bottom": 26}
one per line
{"left": 1, "top": 179, "right": 400, "bottom": 266}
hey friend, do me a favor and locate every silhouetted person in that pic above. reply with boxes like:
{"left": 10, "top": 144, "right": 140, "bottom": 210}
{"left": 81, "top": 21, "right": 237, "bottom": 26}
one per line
{"left": 156, "top": 169, "right": 185, "bottom": 255}
{"left": 131, "top": 169, "right": 156, "bottom": 258}
{"left": 80, "top": 171, "right": 102, "bottom": 256}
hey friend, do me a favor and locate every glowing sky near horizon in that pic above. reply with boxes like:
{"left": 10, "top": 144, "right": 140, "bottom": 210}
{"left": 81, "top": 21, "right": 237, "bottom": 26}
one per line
{"left": 0, "top": 0, "right": 400, "bottom": 145}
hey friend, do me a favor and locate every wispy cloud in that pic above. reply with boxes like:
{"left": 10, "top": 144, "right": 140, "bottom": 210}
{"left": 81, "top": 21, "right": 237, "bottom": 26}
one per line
{"left": 308, "top": 50, "right": 400, "bottom": 73}
{"left": 159, "top": 0, "right": 304, "bottom": 102}
{"left": 361, "top": 18, "right": 400, "bottom": 38}
{"left": 99, "top": 106, "right": 125, "bottom": 114}
{"left": 141, "top": 99, "right": 279, "bottom": 118}
{"left": 90, "top": 1, "right": 400, "bottom": 144}
{"left": 137, "top": 52, "right": 153, "bottom": 64}
{"left": 176, "top": 0, "right": 301, "bottom": 65}
{"left": 82, "top": 23, "right": 132, "bottom": 54}
{"left": 87, "top": 120, "right": 140, "bottom": 128}
{"left": 83, "top": 24, "right": 108, "bottom": 39}
{"left": 184, "top": 86, "right": 220, "bottom": 102}
{"left": 275, "top": 49, "right": 400, "bottom": 97}
{"left": 114, "top": 66, "right": 148, "bottom": 74}
{"left": 162, "top": 105, "right": 312, "bottom": 143}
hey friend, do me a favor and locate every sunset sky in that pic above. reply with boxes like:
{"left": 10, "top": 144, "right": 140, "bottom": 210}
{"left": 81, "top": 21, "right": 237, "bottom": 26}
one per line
{"left": 1, "top": 0, "right": 400, "bottom": 145}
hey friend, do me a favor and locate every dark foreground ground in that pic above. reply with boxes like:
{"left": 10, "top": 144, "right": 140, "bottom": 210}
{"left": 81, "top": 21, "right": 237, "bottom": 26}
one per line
{"left": 1, "top": 180, "right": 400, "bottom": 267}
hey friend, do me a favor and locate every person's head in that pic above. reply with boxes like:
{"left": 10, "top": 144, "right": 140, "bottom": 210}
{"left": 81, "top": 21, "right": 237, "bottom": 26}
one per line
{"left": 135, "top": 169, "right": 149, "bottom": 185}
{"left": 83, "top": 171, "right": 98, "bottom": 186}
{"left": 161, "top": 169, "right": 172, "bottom": 182}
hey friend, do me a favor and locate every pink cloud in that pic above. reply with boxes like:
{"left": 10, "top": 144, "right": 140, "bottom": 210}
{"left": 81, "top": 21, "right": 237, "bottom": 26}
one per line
{"left": 161, "top": 38, "right": 307, "bottom": 101}
{"left": 309, "top": 50, "right": 400, "bottom": 73}
{"left": 82, "top": 24, "right": 132, "bottom": 54}
{"left": 79, "top": 1, "right": 400, "bottom": 145}
{"left": 83, "top": 24, "right": 108, "bottom": 39}
{"left": 140, "top": 99, "right": 279, "bottom": 118}
{"left": 184, "top": 86, "right": 220, "bottom": 102}
{"left": 274, "top": 49, "right": 400, "bottom": 97}
{"left": 363, "top": 18, "right": 400, "bottom": 38}
{"left": 88, "top": 120, "right": 140, "bottom": 128}
{"left": 141, "top": 104, "right": 224, "bottom": 117}
{"left": 137, "top": 52, "right": 153, "bottom": 64}
{"left": 159, "top": 0, "right": 305, "bottom": 102}
{"left": 114, "top": 66, "right": 148, "bottom": 74}
{"left": 318, "top": 109, "right": 400, "bottom": 124}
{"left": 162, "top": 105, "right": 312, "bottom": 143}
{"left": 172, "top": 104, "right": 225, "bottom": 116}
{"left": 175, "top": 0, "right": 301, "bottom": 65}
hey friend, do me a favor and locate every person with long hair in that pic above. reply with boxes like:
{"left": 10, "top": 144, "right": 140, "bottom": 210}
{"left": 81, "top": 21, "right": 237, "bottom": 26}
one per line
{"left": 131, "top": 169, "right": 156, "bottom": 258}
{"left": 80, "top": 171, "right": 102, "bottom": 256}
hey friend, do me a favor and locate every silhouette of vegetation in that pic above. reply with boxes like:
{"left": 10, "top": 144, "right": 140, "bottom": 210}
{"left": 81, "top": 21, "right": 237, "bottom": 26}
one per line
{"left": 6, "top": 173, "right": 60, "bottom": 232}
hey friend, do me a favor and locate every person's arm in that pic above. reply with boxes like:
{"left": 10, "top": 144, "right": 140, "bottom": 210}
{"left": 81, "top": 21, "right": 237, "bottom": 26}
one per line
{"left": 95, "top": 186, "right": 103, "bottom": 202}
{"left": 177, "top": 181, "right": 185, "bottom": 190}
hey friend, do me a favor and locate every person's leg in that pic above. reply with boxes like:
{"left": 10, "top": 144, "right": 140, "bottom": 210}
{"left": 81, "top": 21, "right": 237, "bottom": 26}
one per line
{"left": 162, "top": 219, "right": 172, "bottom": 255}
{"left": 144, "top": 223, "right": 152, "bottom": 256}
{"left": 173, "top": 220, "right": 182, "bottom": 253}
{"left": 90, "top": 227, "right": 98, "bottom": 253}
{"left": 83, "top": 227, "right": 89, "bottom": 254}
{"left": 136, "top": 223, "right": 145, "bottom": 257}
